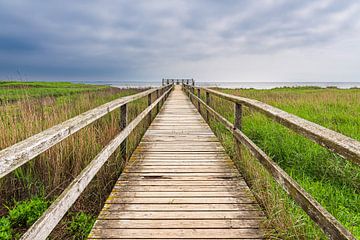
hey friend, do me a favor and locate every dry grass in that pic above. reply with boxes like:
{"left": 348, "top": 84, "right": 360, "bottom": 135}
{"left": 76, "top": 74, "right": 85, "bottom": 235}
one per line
{"left": 190, "top": 86, "right": 360, "bottom": 239}
{"left": 0, "top": 86, "right": 157, "bottom": 238}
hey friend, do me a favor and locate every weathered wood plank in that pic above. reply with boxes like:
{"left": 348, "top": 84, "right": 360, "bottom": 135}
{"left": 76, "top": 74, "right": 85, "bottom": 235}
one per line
{"left": 98, "top": 211, "right": 265, "bottom": 219}
{"left": 92, "top": 219, "right": 262, "bottom": 229}
{"left": 102, "top": 203, "right": 261, "bottom": 211}
{"left": 105, "top": 197, "right": 257, "bottom": 204}
{"left": 89, "top": 228, "right": 264, "bottom": 239}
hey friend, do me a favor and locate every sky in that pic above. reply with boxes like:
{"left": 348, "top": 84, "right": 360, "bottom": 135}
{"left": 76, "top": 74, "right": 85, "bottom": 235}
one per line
{"left": 0, "top": 0, "right": 360, "bottom": 83}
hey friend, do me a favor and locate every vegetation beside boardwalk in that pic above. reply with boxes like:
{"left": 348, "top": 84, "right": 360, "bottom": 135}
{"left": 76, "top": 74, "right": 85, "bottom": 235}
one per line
{"left": 0, "top": 81, "right": 109, "bottom": 103}
{"left": 0, "top": 81, "right": 150, "bottom": 239}
{"left": 202, "top": 86, "right": 360, "bottom": 239}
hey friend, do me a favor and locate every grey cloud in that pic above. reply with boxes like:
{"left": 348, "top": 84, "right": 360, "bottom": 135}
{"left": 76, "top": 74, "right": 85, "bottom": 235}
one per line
{"left": 0, "top": 0, "right": 359, "bottom": 81}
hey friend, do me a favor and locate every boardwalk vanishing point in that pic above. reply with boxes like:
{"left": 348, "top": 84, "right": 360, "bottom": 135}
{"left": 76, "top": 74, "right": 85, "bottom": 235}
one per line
{"left": 1, "top": 80, "right": 358, "bottom": 240}
{"left": 88, "top": 85, "right": 266, "bottom": 239}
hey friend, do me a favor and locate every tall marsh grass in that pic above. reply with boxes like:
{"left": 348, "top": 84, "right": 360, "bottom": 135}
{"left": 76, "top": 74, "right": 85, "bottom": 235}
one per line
{"left": 193, "top": 87, "right": 360, "bottom": 239}
{"left": 0, "top": 86, "right": 155, "bottom": 238}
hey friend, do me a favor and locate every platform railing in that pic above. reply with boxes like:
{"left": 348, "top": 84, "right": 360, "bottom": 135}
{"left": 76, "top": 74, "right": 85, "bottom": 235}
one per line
{"left": 0, "top": 83, "right": 174, "bottom": 240}
{"left": 183, "top": 83, "right": 358, "bottom": 240}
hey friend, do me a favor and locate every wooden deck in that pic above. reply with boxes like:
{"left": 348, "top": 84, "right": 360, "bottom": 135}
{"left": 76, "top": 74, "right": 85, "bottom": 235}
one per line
{"left": 88, "top": 85, "right": 266, "bottom": 239}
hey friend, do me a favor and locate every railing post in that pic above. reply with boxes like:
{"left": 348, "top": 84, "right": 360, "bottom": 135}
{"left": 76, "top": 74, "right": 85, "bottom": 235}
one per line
{"left": 205, "top": 91, "right": 210, "bottom": 122}
{"left": 148, "top": 92, "right": 152, "bottom": 126}
{"left": 234, "top": 103, "right": 242, "bottom": 130}
{"left": 156, "top": 89, "right": 160, "bottom": 113}
{"left": 197, "top": 88, "right": 201, "bottom": 112}
{"left": 234, "top": 103, "right": 242, "bottom": 161}
{"left": 120, "top": 104, "right": 127, "bottom": 162}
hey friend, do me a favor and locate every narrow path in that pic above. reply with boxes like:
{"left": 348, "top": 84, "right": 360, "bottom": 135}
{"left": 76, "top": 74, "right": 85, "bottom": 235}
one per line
{"left": 89, "top": 85, "right": 266, "bottom": 239}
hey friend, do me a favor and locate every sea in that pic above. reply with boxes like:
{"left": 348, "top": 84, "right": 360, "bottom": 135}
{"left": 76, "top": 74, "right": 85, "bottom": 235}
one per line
{"left": 74, "top": 80, "right": 360, "bottom": 89}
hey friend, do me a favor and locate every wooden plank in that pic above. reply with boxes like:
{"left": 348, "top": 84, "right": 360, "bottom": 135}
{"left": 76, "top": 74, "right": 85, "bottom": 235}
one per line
{"left": 105, "top": 197, "right": 257, "bottom": 204}
{"left": 88, "top": 228, "right": 264, "bottom": 239}
{"left": 108, "top": 191, "right": 252, "bottom": 198}
{"left": 92, "top": 219, "right": 262, "bottom": 229}
{"left": 98, "top": 211, "right": 265, "bottom": 219}
{"left": 111, "top": 185, "right": 249, "bottom": 192}
{"left": 114, "top": 180, "right": 248, "bottom": 186}
{"left": 102, "top": 203, "right": 261, "bottom": 211}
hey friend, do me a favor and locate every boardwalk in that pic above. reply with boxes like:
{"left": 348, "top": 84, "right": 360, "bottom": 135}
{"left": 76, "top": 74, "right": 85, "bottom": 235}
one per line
{"left": 88, "top": 86, "right": 266, "bottom": 239}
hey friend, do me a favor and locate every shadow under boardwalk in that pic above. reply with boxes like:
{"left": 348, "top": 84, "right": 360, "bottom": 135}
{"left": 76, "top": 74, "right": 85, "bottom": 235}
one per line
{"left": 88, "top": 85, "right": 266, "bottom": 239}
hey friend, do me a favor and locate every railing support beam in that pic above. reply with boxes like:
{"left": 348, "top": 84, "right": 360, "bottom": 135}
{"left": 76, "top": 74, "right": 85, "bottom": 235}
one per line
{"left": 205, "top": 91, "right": 210, "bottom": 122}
{"left": 120, "top": 104, "right": 127, "bottom": 162}
{"left": 148, "top": 93, "right": 152, "bottom": 126}
{"left": 197, "top": 88, "right": 201, "bottom": 111}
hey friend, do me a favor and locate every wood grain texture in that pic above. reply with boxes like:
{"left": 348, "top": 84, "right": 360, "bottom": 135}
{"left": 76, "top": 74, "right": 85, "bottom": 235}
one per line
{"left": 89, "top": 86, "right": 266, "bottom": 239}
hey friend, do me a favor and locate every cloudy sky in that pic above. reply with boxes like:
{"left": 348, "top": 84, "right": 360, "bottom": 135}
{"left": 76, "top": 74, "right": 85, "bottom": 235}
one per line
{"left": 0, "top": 0, "right": 359, "bottom": 83}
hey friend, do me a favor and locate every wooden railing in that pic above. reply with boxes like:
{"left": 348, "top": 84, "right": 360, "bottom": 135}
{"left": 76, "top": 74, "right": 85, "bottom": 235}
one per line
{"left": 182, "top": 84, "right": 358, "bottom": 240}
{"left": 0, "top": 84, "right": 173, "bottom": 240}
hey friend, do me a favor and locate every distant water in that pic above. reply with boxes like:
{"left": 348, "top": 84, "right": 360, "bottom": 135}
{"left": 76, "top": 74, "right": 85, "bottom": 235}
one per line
{"left": 107, "top": 81, "right": 360, "bottom": 89}
{"left": 78, "top": 80, "right": 360, "bottom": 89}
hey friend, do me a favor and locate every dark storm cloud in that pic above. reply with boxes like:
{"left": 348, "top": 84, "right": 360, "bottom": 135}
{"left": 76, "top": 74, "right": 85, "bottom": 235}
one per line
{"left": 0, "top": 0, "right": 359, "bottom": 81}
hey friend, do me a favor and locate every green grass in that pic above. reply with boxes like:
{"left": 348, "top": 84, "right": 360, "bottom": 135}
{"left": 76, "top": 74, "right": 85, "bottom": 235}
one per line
{"left": 203, "top": 86, "right": 360, "bottom": 238}
{"left": 0, "top": 81, "right": 108, "bottom": 102}
{"left": 67, "top": 212, "right": 95, "bottom": 240}
{"left": 0, "top": 81, "right": 150, "bottom": 238}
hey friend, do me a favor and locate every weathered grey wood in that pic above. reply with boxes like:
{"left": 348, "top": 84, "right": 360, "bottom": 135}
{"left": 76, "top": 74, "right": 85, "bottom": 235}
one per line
{"left": 234, "top": 103, "right": 242, "bottom": 130}
{"left": 197, "top": 88, "right": 201, "bottom": 111}
{"left": 120, "top": 103, "right": 127, "bottom": 162}
{"left": 20, "top": 87, "right": 173, "bottom": 240}
{"left": 106, "top": 197, "right": 257, "bottom": 204}
{"left": 102, "top": 203, "right": 260, "bottom": 211}
{"left": 156, "top": 89, "right": 160, "bottom": 113}
{"left": 89, "top": 228, "right": 264, "bottom": 239}
{"left": 234, "top": 102, "right": 243, "bottom": 162}
{"left": 0, "top": 86, "right": 171, "bottom": 179}
{"left": 98, "top": 211, "right": 265, "bottom": 219}
{"left": 92, "top": 219, "right": 262, "bottom": 229}
{"left": 89, "top": 85, "right": 265, "bottom": 239}
{"left": 147, "top": 92, "right": 152, "bottom": 126}
{"left": 202, "top": 87, "right": 360, "bottom": 166}
{"left": 184, "top": 87, "right": 356, "bottom": 240}
{"left": 206, "top": 91, "right": 210, "bottom": 122}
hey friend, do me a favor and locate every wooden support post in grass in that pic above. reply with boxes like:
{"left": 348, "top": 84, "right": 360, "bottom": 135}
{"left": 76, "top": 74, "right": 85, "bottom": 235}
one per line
{"left": 148, "top": 93, "right": 152, "bottom": 126}
{"left": 120, "top": 104, "right": 127, "bottom": 162}
{"left": 234, "top": 103, "right": 242, "bottom": 130}
{"left": 205, "top": 91, "right": 210, "bottom": 122}
{"left": 234, "top": 103, "right": 243, "bottom": 161}
{"left": 156, "top": 89, "right": 160, "bottom": 113}
{"left": 197, "top": 88, "right": 201, "bottom": 112}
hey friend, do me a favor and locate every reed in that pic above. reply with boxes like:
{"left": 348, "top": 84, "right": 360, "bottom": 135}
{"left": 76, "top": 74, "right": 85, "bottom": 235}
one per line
{"left": 0, "top": 83, "right": 149, "bottom": 238}
{"left": 202, "top": 86, "right": 360, "bottom": 239}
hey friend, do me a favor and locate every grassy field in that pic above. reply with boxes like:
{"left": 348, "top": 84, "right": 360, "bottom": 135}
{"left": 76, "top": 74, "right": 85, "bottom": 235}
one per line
{"left": 199, "top": 86, "right": 360, "bottom": 239}
{"left": 0, "top": 81, "right": 109, "bottom": 103}
{"left": 0, "top": 81, "right": 151, "bottom": 239}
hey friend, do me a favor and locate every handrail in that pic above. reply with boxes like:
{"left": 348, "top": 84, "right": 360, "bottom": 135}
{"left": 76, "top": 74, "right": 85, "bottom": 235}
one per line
{"left": 182, "top": 84, "right": 356, "bottom": 240}
{"left": 20, "top": 85, "right": 173, "bottom": 240}
{"left": 188, "top": 85, "right": 360, "bottom": 166}
{"left": 0, "top": 85, "right": 172, "bottom": 179}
